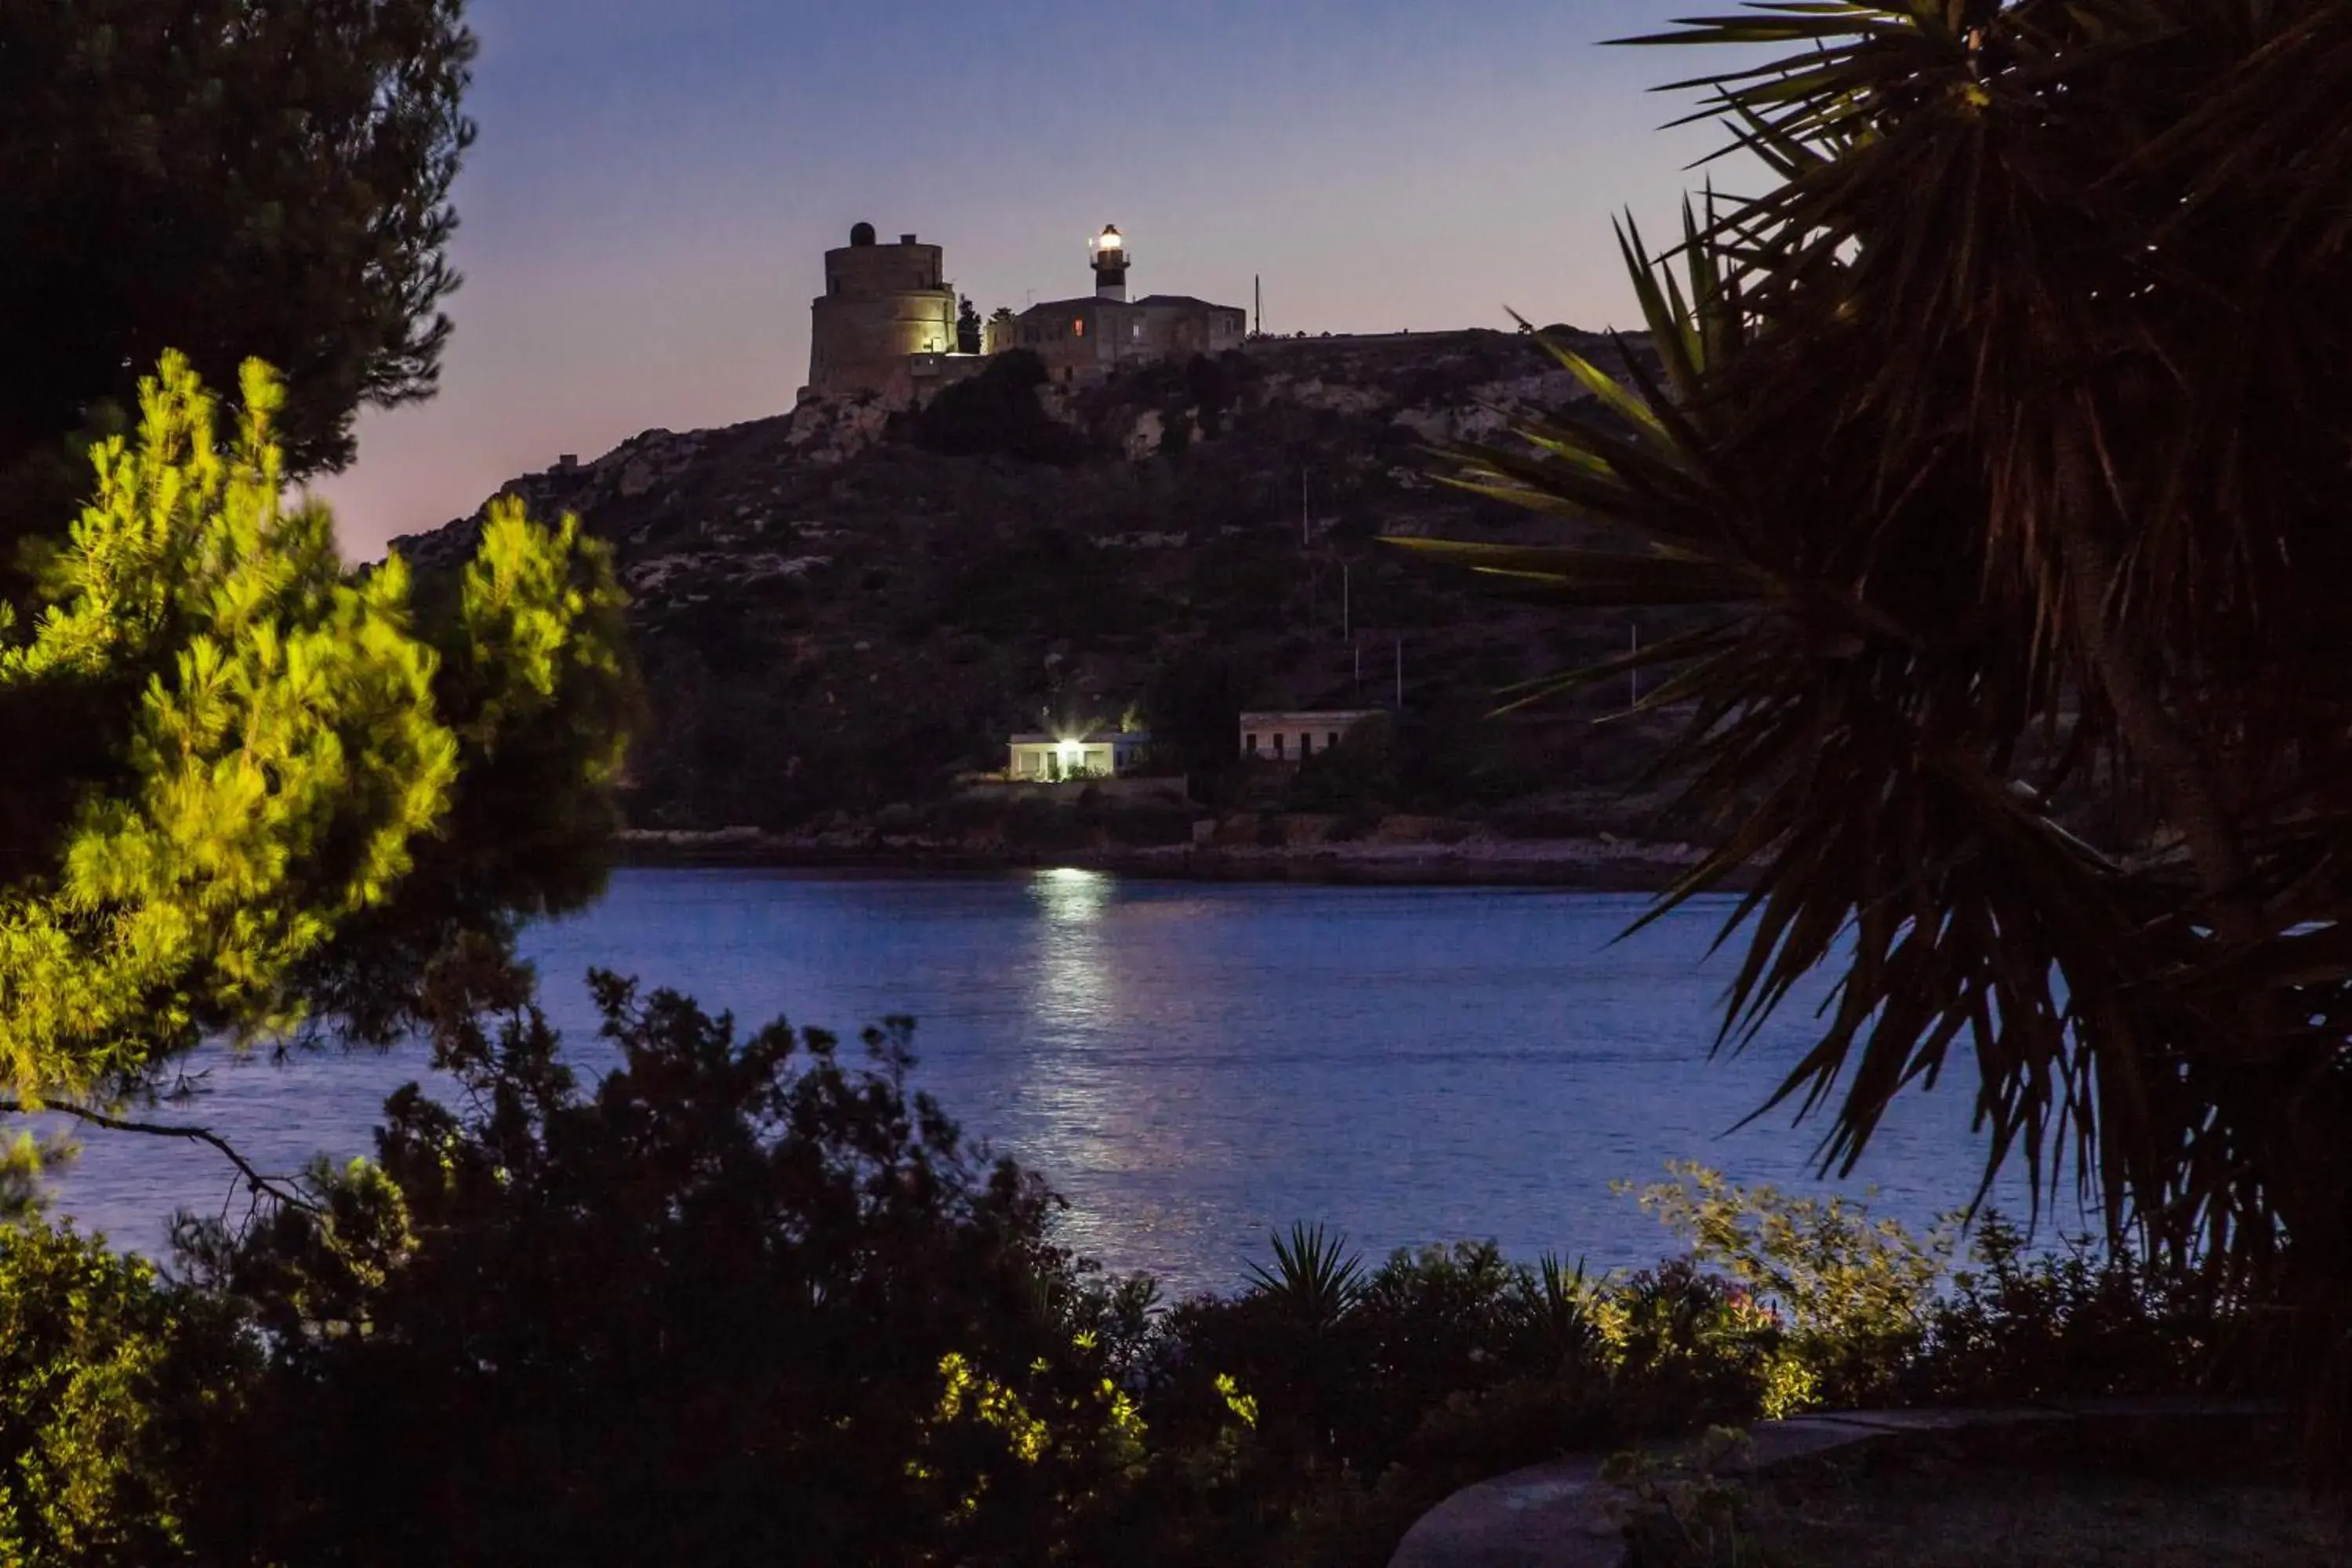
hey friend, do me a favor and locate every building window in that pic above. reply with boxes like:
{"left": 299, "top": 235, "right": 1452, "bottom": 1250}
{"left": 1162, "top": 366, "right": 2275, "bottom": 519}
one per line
{"left": 1328, "top": 731, "right": 1341, "bottom": 748}
{"left": 1074, "top": 318, "right": 1086, "bottom": 337}
{"left": 1244, "top": 733, "right": 1258, "bottom": 754}
{"left": 1300, "top": 733, "right": 1314, "bottom": 759}
{"left": 1273, "top": 735, "right": 1285, "bottom": 760}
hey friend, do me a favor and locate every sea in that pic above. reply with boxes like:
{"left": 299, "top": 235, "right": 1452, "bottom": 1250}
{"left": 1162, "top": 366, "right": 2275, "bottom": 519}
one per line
{"left": 38, "top": 868, "right": 2056, "bottom": 1298}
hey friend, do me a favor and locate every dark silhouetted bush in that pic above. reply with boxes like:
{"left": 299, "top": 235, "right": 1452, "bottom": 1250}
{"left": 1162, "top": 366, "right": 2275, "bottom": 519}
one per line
{"left": 912, "top": 350, "right": 1091, "bottom": 464}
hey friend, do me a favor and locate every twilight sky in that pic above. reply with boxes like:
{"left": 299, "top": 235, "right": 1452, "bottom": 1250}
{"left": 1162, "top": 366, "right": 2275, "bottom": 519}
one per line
{"left": 314, "top": 0, "right": 1748, "bottom": 559}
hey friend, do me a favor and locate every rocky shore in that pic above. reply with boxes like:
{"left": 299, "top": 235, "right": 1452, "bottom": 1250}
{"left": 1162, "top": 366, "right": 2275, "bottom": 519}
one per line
{"left": 612, "top": 824, "right": 1718, "bottom": 891}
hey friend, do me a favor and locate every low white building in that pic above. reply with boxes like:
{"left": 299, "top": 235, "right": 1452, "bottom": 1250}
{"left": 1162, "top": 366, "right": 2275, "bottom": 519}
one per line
{"left": 1239, "top": 710, "right": 1386, "bottom": 764}
{"left": 1006, "top": 730, "right": 1153, "bottom": 783}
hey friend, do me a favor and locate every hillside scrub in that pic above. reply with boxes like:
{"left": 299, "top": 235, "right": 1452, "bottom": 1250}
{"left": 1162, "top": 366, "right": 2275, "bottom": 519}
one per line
{"left": 390, "top": 330, "right": 1694, "bottom": 837}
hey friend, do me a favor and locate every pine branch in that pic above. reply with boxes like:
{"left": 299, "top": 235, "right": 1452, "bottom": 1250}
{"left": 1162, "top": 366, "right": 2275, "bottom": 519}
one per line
{"left": 0, "top": 1098, "right": 323, "bottom": 1216}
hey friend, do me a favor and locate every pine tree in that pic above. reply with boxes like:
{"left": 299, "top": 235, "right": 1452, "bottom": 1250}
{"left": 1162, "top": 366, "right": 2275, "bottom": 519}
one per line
{"left": 0, "top": 0, "right": 477, "bottom": 551}
{"left": 0, "top": 354, "right": 631, "bottom": 1105}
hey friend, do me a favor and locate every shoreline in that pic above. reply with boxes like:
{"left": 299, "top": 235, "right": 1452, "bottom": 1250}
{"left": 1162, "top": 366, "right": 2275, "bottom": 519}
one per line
{"left": 610, "top": 829, "right": 1730, "bottom": 891}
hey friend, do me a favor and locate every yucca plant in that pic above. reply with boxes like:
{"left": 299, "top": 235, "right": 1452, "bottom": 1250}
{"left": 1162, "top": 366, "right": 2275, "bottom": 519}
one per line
{"left": 1244, "top": 1223, "right": 1367, "bottom": 1330}
{"left": 1515, "top": 1251, "right": 1613, "bottom": 1368}
{"left": 1406, "top": 0, "right": 2352, "bottom": 1464}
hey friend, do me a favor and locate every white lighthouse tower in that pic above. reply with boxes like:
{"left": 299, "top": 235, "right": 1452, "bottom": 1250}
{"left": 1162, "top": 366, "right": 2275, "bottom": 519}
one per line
{"left": 1091, "top": 225, "right": 1131, "bottom": 302}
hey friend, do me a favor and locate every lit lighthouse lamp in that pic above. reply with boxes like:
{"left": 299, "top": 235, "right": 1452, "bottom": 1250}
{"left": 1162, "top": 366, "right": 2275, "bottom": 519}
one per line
{"left": 1091, "top": 225, "right": 1131, "bottom": 303}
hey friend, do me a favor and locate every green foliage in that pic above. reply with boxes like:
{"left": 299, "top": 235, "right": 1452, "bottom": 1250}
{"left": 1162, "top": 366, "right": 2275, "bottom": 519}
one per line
{"left": 178, "top": 973, "right": 1147, "bottom": 1567}
{"left": 1245, "top": 1224, "right": 1367, "bottom": 1330}
{"left": 0, "top": 1016, "right": 2254, "bottom": 1566}
{"left": 1632, "top": 1163, "right": 1956, "bottom": 1408}
{"left": 1905, "top": 1214, "right": 2242, "bottom": 1406}
{"left": 1, "top": 355, "right": 452, "bottom": 1091}
{"left": 0, "top": 0, "right": 476, "bottom": 535}
{"left": 0, "top": 1221, "right": 252, "bottom": 1567}
{"left": 1286, "top": 720, "right": 1396, "bottom": 814}
{"left": 0, "top": 354, "right": 629, "bottom": 1094}
{"left": 0, "top": 1133, "right": 74, "bottom": 1226}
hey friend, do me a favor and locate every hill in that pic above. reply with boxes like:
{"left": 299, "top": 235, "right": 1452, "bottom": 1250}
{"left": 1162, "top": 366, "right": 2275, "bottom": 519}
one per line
{"left": 393, "top": 328, "right": 1693, "bottom": 848}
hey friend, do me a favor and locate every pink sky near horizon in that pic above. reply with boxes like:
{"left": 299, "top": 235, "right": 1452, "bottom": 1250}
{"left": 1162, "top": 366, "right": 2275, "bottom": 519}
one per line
{"left": 312, "top": 1, "right": 1751, "bottom": 560}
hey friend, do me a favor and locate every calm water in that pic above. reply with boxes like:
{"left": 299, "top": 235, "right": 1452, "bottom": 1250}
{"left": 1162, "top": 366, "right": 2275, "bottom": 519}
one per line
{"left": 41, "top": 869, "right": 2046, "bottom": 1297}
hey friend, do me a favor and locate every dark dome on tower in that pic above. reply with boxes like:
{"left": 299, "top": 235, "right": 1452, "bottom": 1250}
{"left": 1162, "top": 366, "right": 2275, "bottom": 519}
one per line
{"left": 849, "top": 221, "right": 877, "bottom": 247}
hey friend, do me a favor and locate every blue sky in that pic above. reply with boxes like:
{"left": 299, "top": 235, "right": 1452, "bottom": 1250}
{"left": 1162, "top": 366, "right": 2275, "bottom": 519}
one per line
{"left": 316, "top": 1, "right": 1750, "bottom": 557}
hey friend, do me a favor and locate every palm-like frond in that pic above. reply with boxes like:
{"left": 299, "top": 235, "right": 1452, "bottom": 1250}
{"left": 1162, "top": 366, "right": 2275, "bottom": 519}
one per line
{"left": 1411, "top": 2, "right": 2352, "bottom": 1405}
{"left": 1244, "top": 1222, "right": 1366, "bottom": 1328}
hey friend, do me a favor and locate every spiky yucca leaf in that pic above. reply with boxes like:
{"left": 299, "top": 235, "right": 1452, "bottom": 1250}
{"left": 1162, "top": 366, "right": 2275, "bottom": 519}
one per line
{"left": 1244, "top": 1223, "right": 1366, "bottom": 1329}
{"left": 1410, "top": 8, "right": 2352, "bottom": 1454}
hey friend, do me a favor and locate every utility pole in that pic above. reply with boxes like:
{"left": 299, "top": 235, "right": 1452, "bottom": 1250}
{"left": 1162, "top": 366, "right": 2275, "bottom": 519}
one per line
{"left": 1254, "top": 274, "right": 1263, "bottom": 336}
{"left": 1301, "top": 470, "right": 1310, "bottom": 549}
{"left": 1341, "top": 564, "right": 1351, "bottom": 642}
{"left": 1354, "top": 640, "right": 1362, "bottom": 699}
{"left": 1629, "top": 622, "right": 1641, "bottom": 710}
{"left": 1394, "top": 637, "right": 1403, "bottom": 712}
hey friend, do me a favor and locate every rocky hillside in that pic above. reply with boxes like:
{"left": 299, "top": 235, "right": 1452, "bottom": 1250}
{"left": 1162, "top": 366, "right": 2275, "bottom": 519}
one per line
{"left": 394, "top": 328, "right": 1692, "bottom": 837}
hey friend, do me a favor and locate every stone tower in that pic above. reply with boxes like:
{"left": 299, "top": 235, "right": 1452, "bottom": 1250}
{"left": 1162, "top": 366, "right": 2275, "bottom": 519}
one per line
{"left": 805, "top": 223, "right": 957, "bottom": 400}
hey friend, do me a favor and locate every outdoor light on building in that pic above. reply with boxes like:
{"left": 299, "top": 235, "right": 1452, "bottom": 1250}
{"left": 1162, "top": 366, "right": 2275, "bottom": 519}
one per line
{"left": 1056, "top": 739, "right": 1084, "bottom": 771}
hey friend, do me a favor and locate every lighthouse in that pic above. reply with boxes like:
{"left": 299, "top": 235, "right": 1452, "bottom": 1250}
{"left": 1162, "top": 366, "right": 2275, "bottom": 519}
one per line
{"left": 1091, "top": 225, "right": 1131, "bottom": 303}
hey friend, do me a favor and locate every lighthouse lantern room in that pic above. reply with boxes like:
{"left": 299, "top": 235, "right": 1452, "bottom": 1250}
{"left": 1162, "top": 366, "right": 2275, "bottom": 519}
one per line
{"left": 1091, "top": 225, "right": 1131, "bottom": 302}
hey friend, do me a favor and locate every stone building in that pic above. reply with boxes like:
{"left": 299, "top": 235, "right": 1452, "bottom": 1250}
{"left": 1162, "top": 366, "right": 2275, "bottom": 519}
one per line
{"left": 804, "top": 223, "right": 970, "bottom": 401}
{"left": 985, "top": 226, "right": 1247, "bottom": 384}
{"left": 1240, "top": 710, "right": 1387, "bottom": 765}
{"left": 803, "top": 222, "right": 1243, "bottom": 401}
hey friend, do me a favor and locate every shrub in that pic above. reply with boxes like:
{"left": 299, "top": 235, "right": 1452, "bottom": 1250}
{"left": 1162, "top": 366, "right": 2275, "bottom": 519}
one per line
{"left": 0, "top": 1221, "right": 251, "bottom": 1566}
{"left": 912, "top": 350, "right": 1091, "bottom": 464}
{"left": 1631, "top": 1163, "right": 1955, "bottom": 1410}
{"left": 0, "top": 1053, "right": 2247, "bottom": 1567}
{"left": 1905, "top": 1215, "right": 2246, "bottom": 1404}
{"left": 179, "top": 975, "right": 1145, "bottom": 1567}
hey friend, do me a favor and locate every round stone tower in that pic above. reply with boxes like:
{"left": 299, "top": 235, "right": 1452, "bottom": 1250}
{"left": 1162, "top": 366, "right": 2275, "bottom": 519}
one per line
{"left": 806, "top": 223, "right": 957, "bottom": 399}
{"left": 1091, "top": 225, "right": 1131, "bottom": 303}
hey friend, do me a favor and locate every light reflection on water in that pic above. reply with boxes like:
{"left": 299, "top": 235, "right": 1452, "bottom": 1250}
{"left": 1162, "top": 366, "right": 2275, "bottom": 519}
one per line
{"left": 37, "top": 869, "right": 2057, "bottom": 1298}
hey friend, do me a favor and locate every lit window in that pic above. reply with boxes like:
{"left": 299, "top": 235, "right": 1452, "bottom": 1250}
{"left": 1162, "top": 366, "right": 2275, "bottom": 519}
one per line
{"left": 1074, "top": 318, "right": 1086, "bottom": 337}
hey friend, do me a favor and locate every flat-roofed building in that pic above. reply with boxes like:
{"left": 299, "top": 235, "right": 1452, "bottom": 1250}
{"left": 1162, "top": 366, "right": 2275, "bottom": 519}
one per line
{"left": 1239, "top": 710, "right": 1386, "bottom": 765}
{"left": 1007, "top": 730, "right": 1154, "bottom": 783}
